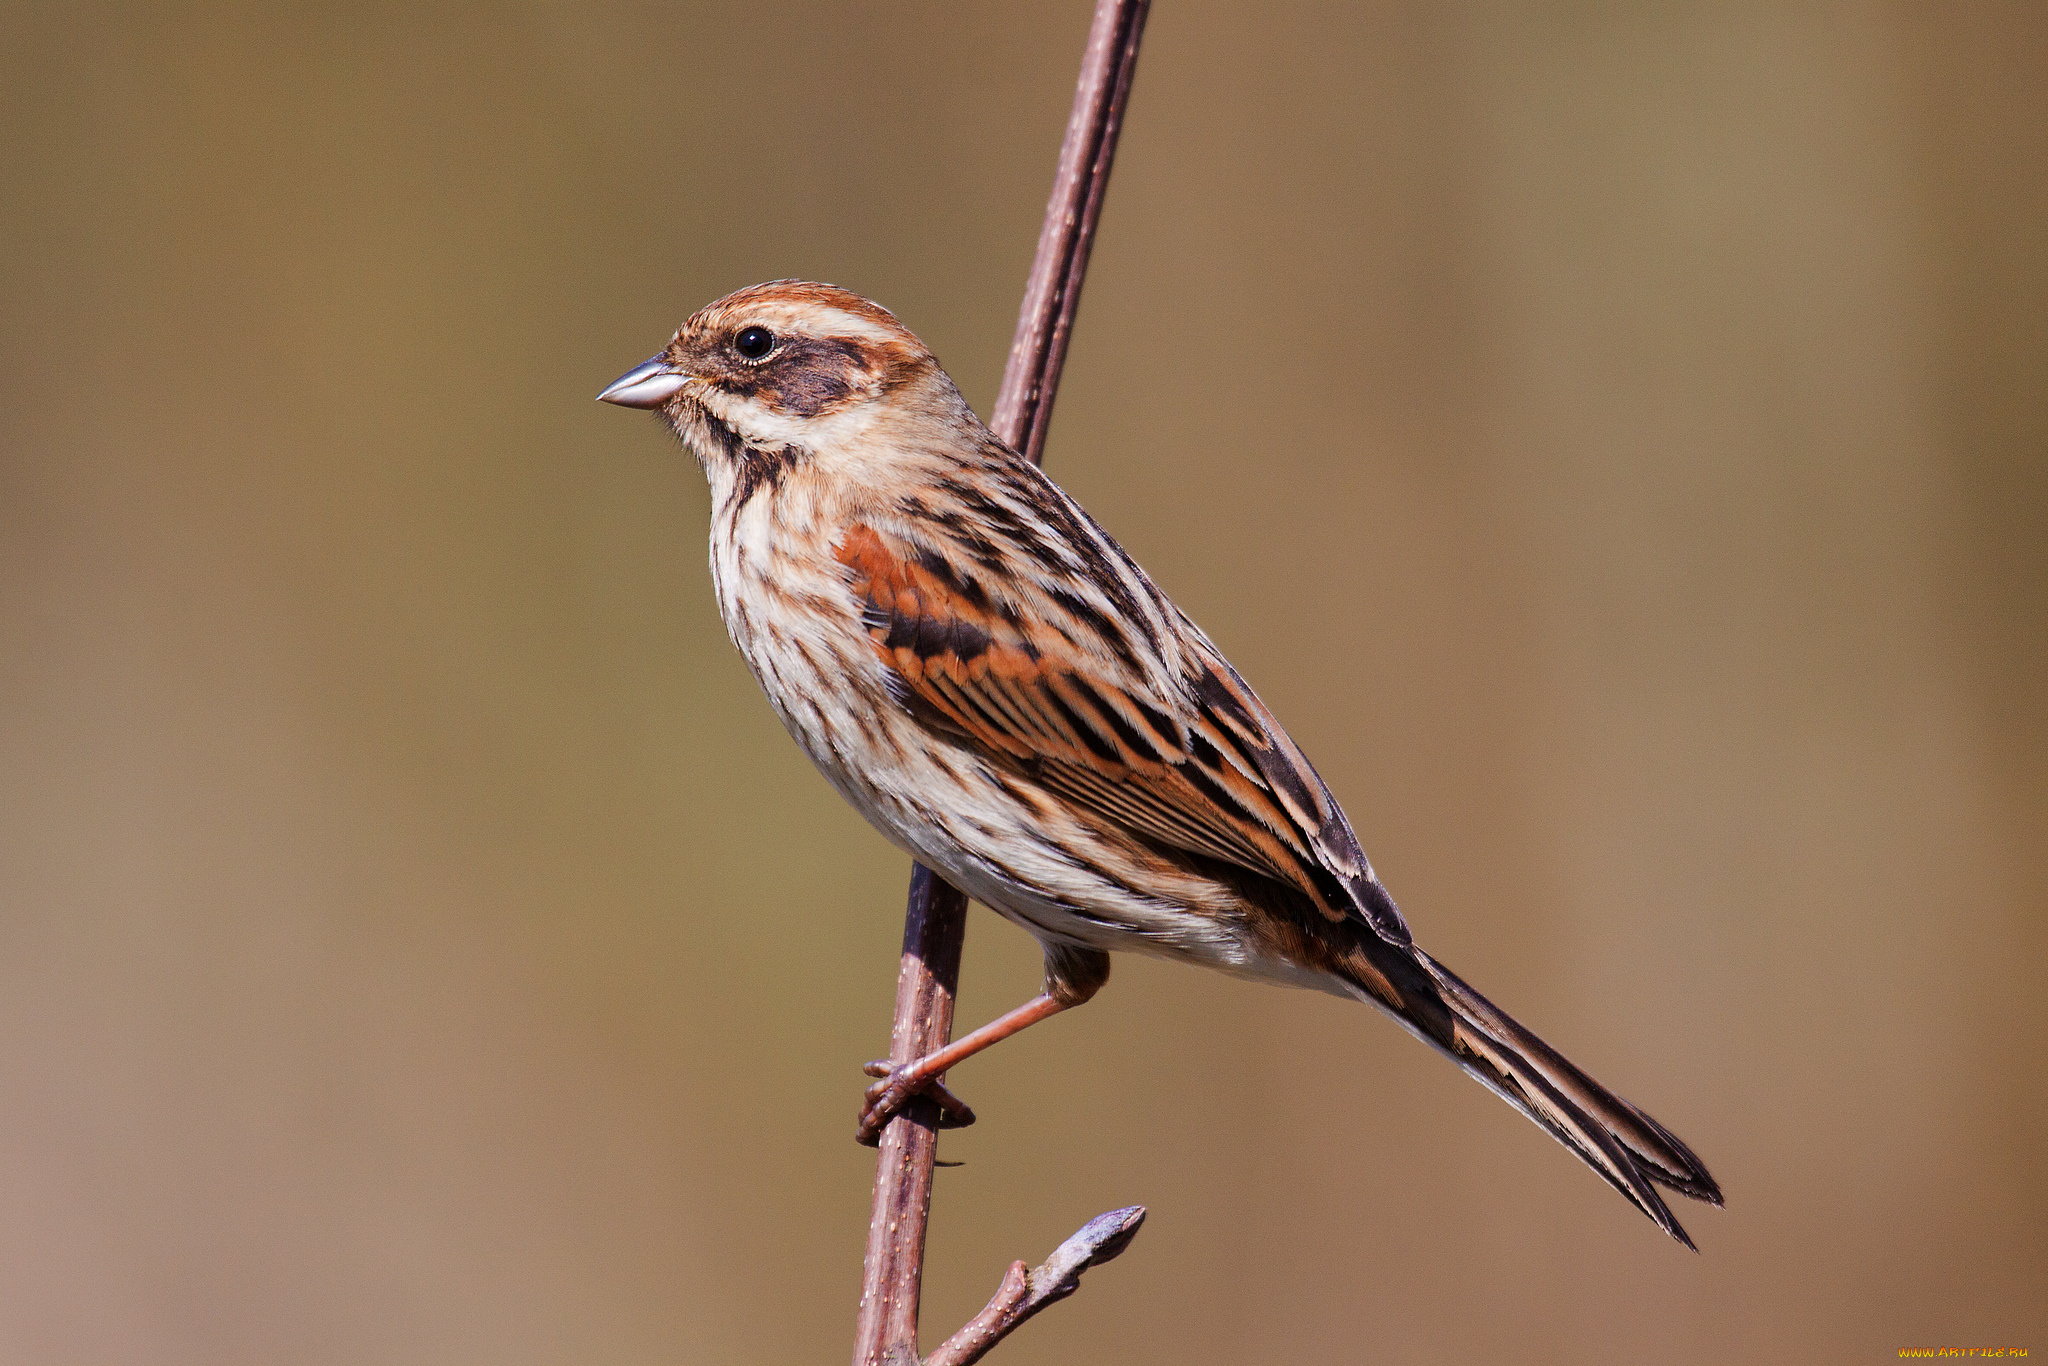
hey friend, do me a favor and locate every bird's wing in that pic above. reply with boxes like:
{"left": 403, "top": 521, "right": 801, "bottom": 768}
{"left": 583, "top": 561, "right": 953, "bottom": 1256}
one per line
{"left": 836, "top": 517, "right": 1411, "bottom": 945}
{"left": 838, "top": 514, "right": 1724, "bottom": 1248}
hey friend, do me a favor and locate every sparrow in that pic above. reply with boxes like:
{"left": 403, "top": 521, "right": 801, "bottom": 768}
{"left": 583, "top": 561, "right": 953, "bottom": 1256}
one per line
{"left": 600, "top": 281, "right": 1721, "bottom": 1246}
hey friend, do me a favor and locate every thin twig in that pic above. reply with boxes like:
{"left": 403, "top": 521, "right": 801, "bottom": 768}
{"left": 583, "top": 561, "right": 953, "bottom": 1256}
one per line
{"left": 851, "top": 4, "right": 1152, "bottom": 1365}
{"left": 852, "top": 867, "right": 968, "bottom": 1361}
{"left": 990, "top": 0, "right": 1153, "bottom": 468}
{"left": 922, "top": 1207, "right": 1149, "bottom": 1366}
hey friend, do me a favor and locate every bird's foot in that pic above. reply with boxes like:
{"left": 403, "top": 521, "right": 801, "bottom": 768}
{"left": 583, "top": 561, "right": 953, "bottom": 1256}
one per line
{"left": 856, "top": 1058, "right": 976, "bottom": 1146}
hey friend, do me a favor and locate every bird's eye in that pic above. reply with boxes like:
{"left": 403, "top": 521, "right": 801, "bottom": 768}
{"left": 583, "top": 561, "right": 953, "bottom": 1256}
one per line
{"left": 734, "top": 326, "right": 775, "bottom": 360}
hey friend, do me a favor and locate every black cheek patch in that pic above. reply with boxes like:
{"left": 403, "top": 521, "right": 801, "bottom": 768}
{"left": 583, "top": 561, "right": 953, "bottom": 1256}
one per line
{"left": 762, "top": 337, "right": 872, "bottom": 417}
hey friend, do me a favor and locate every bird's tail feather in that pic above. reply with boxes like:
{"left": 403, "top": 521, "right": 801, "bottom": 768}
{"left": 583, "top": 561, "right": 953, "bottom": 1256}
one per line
{"left": 1338, "top": 942, "right": 1722, "bottom": 1248}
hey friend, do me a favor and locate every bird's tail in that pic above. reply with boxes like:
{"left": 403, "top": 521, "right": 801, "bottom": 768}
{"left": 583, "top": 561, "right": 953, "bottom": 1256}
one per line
{"left": 1337, "top": 940, "right": 1723, "bottom": 1248}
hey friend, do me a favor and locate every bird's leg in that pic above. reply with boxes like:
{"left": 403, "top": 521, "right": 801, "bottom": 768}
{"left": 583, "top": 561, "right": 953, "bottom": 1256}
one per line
{"left": 855, "top": 944, "right": 1109, "bottom": 1146}
{"left": 858, "top": 993, "right": 1067, "bottom": 1145}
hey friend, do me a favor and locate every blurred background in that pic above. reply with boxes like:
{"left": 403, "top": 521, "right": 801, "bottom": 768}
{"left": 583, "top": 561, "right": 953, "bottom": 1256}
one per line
{"left": 2, "top": 2, "right": 2042, "bottom": 1362}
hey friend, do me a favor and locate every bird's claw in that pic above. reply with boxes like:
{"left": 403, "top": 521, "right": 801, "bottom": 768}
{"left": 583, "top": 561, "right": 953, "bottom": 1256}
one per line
{"left": 856, "top": 1058, "right": 976, "bottom": 1145}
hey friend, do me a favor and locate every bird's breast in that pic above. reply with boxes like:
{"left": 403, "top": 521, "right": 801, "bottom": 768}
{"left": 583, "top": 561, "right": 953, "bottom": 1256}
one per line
{"left": 705, "top": 486, "right": 910, "bottom": 792}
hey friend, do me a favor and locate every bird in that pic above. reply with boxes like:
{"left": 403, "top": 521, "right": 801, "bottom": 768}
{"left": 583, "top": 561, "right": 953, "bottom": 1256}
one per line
{"left": 599, "top": 280, "right": 1722, "bottom": 1246}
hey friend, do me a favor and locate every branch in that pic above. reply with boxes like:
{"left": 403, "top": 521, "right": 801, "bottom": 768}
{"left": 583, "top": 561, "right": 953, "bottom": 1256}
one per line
{"left": 989, "top": 0, "right": 1153, "bottom": 468}
{"left": 852, "top": 4, "right": 1152, "bottom": 1366}
{"left": 853, "top": 867, "right": 968, "bottom": 1360}
{"left": 922, "top": 1206, "right": 1149, "bottom": 1366}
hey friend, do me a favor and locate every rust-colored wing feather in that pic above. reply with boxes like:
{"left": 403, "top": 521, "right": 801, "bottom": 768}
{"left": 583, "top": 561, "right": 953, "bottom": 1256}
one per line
{"left": 835, "top": 519, "right": 1412, "bottom": 946}
{"left": 835, "top": 513, "right": 1721, "bottom": 1245}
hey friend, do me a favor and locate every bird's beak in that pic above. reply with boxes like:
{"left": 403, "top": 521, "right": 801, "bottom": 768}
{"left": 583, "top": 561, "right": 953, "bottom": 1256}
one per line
{"left": 597, "top": 354, "right": 691, "bottom": 409}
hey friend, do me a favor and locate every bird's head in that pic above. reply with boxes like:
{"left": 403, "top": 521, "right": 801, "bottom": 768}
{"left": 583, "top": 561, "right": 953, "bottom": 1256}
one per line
{"left": 599, "top": 281, "right": 967, "bottom": 477}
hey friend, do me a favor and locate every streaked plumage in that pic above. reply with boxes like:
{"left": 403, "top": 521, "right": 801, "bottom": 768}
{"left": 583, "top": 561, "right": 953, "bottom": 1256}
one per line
{"left": 600, "top": 280, "right": 1722, "bottom": 1245}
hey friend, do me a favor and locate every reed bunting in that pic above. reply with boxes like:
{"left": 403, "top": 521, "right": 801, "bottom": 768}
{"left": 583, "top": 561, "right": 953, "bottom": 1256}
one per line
{"left": 600, "top": 281, "right": 1721, "bottom": 1246}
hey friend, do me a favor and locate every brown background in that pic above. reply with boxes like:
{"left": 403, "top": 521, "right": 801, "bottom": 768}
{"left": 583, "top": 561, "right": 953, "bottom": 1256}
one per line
{"left": 2, "top": 3, "right": 2042, "bottom": 1362}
